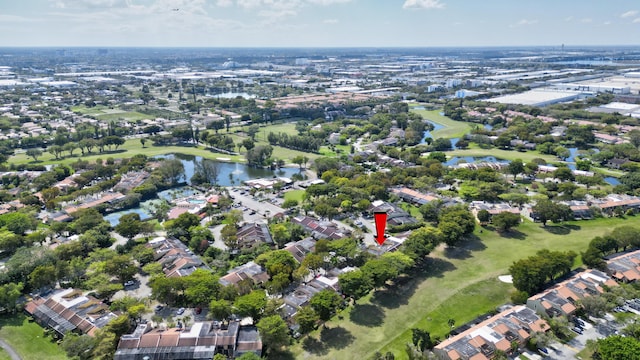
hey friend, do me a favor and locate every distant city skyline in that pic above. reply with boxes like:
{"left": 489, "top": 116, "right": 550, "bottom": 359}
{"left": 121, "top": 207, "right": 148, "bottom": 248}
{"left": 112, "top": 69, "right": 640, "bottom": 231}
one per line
{"left": 1, "top": 0, "right": 639, "bottom": 48}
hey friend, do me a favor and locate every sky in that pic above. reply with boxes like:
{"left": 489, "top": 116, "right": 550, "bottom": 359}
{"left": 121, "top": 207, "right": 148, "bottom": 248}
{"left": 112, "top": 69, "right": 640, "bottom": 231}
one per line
{"left": 0, "top": 0, "right": 639, "bottom": 47}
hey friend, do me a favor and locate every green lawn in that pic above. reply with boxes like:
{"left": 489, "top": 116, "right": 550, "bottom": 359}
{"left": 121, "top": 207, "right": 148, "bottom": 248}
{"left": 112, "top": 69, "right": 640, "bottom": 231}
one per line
{"left": 0, "top": 349, "right": 10, "bottom": 360}
{"left": 284, "top": 189, "right": 305, "bottom": 203}
{"left": 447, "top": 145, "right": 558, "bottom": 163}
{"left": 411, "top": 109, "right": 473, "bottom": 139}
{"left": 70, "top": 105, "right": 150, "bottom": 122}
{"left": 0, "top": 314, "right": 69, "bottom": 360}
{"left": 290, "top": 216, "right": 640, "bottom": 360}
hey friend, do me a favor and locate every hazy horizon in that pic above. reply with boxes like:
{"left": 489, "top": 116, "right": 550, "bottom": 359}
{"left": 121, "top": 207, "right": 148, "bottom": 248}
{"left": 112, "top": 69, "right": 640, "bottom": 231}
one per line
{"left": 1, "top": 1, "right": 639, "bottom": 48}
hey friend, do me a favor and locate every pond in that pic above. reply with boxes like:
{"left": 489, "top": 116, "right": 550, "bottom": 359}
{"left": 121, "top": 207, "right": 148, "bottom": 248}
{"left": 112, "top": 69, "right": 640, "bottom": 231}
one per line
{"left": 483, "top": 124, "right": 494, "bottom": 131}
{"left": 421, "top": 121, "right": 446, "bottom": 144}
{"left": 156, "top": 154, "right": 303, "bottom": 186}
{"left": 444, "top": 156, "right": 508, "bottom": 167}
{"left": 104, "top": 207, "right": 153, "bottom": 227}
{"left": 604, "top": 177, "right": 620, "bottom": 186}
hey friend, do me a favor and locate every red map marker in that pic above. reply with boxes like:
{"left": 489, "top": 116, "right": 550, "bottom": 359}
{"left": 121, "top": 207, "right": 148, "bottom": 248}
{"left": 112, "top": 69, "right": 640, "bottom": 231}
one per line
{"left": 374, "top": 211, "right": 388, "bottom": 246}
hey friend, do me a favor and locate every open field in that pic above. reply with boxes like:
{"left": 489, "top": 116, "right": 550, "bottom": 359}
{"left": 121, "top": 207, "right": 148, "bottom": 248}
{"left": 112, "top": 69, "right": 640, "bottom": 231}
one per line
{"left": 447, "top": 145, "right": 558, "bottom": 163}
{"left": 71, "top": 105, "right": 149, "bottom": 122}
{"left": 0, "top": 349, "right": 10, "bottom": 360}
{"left": 290, "top": 216, "right": 640, "bottom": 360}
{"left": 0, "top": 314, "right": 69, "bottom": 360}
{"left": 411, "top": 109, "right": 472, "bottom": 139}
{"left": 9, "top": 136, "right": 322, "bottom": 167}
{"left": 284, "top": 189, "right": 305, "bottom": 202}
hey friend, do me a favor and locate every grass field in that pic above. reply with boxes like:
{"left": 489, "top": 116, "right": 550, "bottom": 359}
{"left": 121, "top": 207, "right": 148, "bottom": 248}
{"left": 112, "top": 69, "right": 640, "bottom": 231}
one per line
{"left": 446, "top": 145, "right": 558, "bottom": 163}
{"left": 284, "top": 189, "right": 305, "bottom": 203}
{"left": 0, "top": 314, "right": 69, "bottom": 360}
{"left": 71, "top": 105, "right": 150, "bottom": 122}
{"left": 411, "top": 109, "right": 473, "bottom": 139}
{"left": 290, "top": 216, "right": 640, "bottom": 360}
{"left": 0, "top": 349, "right": 10, "bottom": 360}
{"left": 9, "top": 133, "right": 323, "bottom": 167}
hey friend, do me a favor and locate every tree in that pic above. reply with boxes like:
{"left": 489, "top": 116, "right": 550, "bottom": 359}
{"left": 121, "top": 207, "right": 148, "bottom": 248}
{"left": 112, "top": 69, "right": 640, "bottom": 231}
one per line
{"left": 256, "top": 315, "right": 289, "bottom": 352}
{"left": 532, "top": 199, "right": 572, "bottom": 226}
{"left": 403, "top": 226, "right": 441, "bottom": 260}
{"left": 209, "top": 299, "right": 232, "bottom": 321}
{"left": 338, "top": 269, "right": 373, "bottom": 300}
{"left": 412, "top": 328, "right": 433, "bottom": 352}
{"left": 554, "top": 146, "right": 570, "bottom": 161}
{"left": 0, "top": 212, "right": 37, "bottom": 235}
{"left": 610, "top": 226, "right": 640, "bottom": 251}
{"left": 234, "top": 290, "right": 267, "bottom": 321}
{"left": 61, "top": 333, "right": 96, "bottom": 360}
{"left": 158, "top": 158, "right": 185, "bottom": 185}
{"left": 553, "top": 167, "right": 574, "bottom": 181}
{"left": 48, "top": 144, "right": 64, "bottom": 159}
{"left": 115, "top": 213, "right": 151, "bottom": 240}
{"left": 596, "top": 335, "right": 640, "bottom": 360}
{"left": 63, "top": 142, "right": 77, "bottom": 156}
{"left": 506, "top": 159, "right": 524, "bottom": 180}
{"left": 310, "top": 289, "right": 342, "bottom": 321}
{"left": 236, "top": 353, "right": 262, "bottom": 360}
{"left": 491, "top": 212, "right": 521, "bottom": 232}
{"left": 0, "top": 282, "right": 23, "bottom": 313}
{"left": 140, "top": 138, "right": 147, "bottom": 148}
{"left": 26, "top": 148, "right": 43, "bottom": 161}
{"left": 28, "top": 264, "right": 57, "bottom": 290}
{"left": 295, "top": 306, "right": 319, "bottom": 334}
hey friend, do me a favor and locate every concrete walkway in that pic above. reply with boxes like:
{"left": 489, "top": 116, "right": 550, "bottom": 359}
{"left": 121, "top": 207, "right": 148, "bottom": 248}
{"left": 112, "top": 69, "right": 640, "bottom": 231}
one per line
{"left": 0, "top": 338, "right": 22, "bottom": 360}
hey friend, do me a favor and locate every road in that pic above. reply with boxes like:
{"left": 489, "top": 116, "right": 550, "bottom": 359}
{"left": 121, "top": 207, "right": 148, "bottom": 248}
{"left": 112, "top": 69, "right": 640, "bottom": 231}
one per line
{"left": 0, "top": 338, "right": 21, "bottom": 360}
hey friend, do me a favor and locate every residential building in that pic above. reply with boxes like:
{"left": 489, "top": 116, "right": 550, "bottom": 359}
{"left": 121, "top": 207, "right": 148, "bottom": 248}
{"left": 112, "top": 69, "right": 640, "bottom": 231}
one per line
{"left": 434, "top": 305, "right": 548, "bottom": 360}
{"left": 114, "top": 321, "right": 262, "bottom": 360}
{"left": 291, "top": 215, "right": 350, "bottom": 240}
{"left": 219, "top": 261, "right": 269, "bottom": 288}
{"left": 526, "top": 269, "right": 616, "bottom": 318}
{"left": 369, "top": 200, "right": 417, "bottom": 226}
{"left": 24, "top": 288, "right": 118, "bottom": 337}
{"left": 236, "top": 223, "right": 273, "bottom": 249}
{"left": 607, "top": 250, "right": 640, "bottom": 282}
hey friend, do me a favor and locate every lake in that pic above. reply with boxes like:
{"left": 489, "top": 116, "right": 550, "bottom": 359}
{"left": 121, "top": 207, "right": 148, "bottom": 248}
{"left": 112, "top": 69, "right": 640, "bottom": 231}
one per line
{"left": 156, "top": 153, "right": 303, "bottom": 186}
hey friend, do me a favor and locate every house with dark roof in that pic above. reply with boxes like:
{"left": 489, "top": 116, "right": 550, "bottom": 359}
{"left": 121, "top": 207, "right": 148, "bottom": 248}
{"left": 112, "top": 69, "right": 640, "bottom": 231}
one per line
{"left": 434, "top": 305, "right": 548, "bottom": 360}
{"left": 236, "top": 223, "right": 273, "bottom": 249}
{"left": 148, "top": 237, "right": 210, "bottom": 278}
{"left": 369, "top": 200, "right": 417, "bottom": 226}
{"left": 291, "top": 215, "right": 350, "bottom": 240}
{"left": 392, "top": 187, "right": 440, "bottom": 206}
{"left": 284, "top": 237, "right": 316, "bottom": 263}
{"left": 219, "top": 261, "right": 270, "bottom": 288}
{"left": 607, "top": 250, "right": 640, "bottom": 282}
{"left": 24, "top": 288, "right": 118, "bottom": 338}
{"left": 114, "top": 321, "right": 262, "bottom": 360}
{"left": 526, "top": 269, "right": 616, "bottom": 318}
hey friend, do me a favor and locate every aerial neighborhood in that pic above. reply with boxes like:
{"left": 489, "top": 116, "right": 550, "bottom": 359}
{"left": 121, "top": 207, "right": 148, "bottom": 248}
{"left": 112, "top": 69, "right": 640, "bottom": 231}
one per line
{"left": 2, "top": 45, "right": 640, "bottom": 360}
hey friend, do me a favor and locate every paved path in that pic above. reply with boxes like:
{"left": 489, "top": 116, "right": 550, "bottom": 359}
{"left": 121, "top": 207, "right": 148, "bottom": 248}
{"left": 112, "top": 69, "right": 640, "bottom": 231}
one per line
{"left": 0, "top": 338, "right": 22, "bottom": 360}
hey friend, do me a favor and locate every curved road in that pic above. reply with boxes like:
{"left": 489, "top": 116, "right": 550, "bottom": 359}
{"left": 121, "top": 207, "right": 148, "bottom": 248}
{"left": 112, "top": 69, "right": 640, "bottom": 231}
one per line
{"left": 0, "top": 338, "right": 21, "bottom": 360}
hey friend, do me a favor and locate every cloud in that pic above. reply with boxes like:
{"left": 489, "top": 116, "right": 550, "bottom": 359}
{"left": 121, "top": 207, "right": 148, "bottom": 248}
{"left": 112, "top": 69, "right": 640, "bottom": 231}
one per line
{"left": 581, "top": 18, "right": 592, "bottom": 23}
{"left": 621, "top": 10, "right": 638, "bottom": 18}
{"left": 402, "top": 0, "right": 445, "bottom": 10}
{"left": 308, "top": 0, "right": 351, "bottom": 4}
{"left": 511, "top": 19, "right": 538, "bottom": 27}
{"left": 603, "top": 21, "right": 611, "bottom": 25}
{"left": 323, "top": 18, "right": 338, "bottom": 23}
{"left": 216, "top": 0, "right": 233, "bottom": 6}
{"left": 634, "top": 17, "right": 640, "bottom": 23}
{"left": 564, "top": 16, "right": 573, "bottom": 22}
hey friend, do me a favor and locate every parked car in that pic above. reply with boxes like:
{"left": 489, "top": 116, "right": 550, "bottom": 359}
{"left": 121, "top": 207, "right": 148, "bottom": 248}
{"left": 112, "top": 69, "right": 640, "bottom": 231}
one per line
{"left": 572, "top": 327, "right": 583, "bottom": 334}
{"left": 124, "top": 280, "right": 135, "bottom": 287}
{"left": 154, "top": 305, "right": 164, "bottom": 312}
{"left": 176, "top": 307, "right": 185, "bottom": 315}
